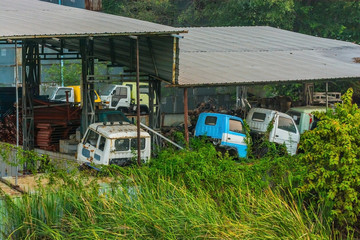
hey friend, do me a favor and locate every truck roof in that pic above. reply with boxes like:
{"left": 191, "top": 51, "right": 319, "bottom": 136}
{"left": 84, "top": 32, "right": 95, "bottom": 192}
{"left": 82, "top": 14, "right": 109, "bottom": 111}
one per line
{"left": 288, "top": 106, "right": 328, "bottom": 114}
{"left": 89, "top": 122, "right": 150, "bottom": 139}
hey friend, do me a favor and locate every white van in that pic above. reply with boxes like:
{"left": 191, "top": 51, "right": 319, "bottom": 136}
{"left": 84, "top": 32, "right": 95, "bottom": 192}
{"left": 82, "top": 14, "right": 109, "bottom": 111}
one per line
{"left": 246, "top": 108, "right": 300, "bottom": 155}
{"left": 77, "top": 122, "right": 151, "bottom": 166}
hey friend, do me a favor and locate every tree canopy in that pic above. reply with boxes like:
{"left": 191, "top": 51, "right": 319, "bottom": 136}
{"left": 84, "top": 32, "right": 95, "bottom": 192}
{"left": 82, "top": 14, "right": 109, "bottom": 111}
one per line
{"left": 102, "top": 0, "right": 360, "bottom": 43}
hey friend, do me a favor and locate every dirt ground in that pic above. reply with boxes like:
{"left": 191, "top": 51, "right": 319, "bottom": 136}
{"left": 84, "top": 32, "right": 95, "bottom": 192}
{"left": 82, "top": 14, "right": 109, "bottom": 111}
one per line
{"left": 0, "top": 174, "right": 115, "bottom": 197}
{"left": 0, "top": 174, "right": 49, "bottom": 196}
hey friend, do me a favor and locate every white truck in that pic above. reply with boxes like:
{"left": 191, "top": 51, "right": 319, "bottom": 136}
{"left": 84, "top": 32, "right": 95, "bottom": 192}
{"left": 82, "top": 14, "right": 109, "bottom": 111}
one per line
{"left": 99, "top": 83, "right": 151, "bottom": 113}
{"left": 246, "top": 108, "right": 300, "bottom": 155}
{"left": 77, "top": 122, "right": 151, "bottom": 166}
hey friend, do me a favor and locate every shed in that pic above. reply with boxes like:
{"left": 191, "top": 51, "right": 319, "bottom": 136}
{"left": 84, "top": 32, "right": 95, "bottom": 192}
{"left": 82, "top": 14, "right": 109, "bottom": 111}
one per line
{"left": 0, "top": 0, "right": 185, "bottom": 151}
{"left": 177, "top": 26, "right": 360, "bottom": 87}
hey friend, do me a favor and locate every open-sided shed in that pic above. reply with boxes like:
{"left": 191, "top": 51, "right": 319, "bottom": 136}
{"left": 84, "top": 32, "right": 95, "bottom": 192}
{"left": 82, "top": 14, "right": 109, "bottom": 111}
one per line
{"left": 175, "top": 26, "right": 360, "bottom": 142}
{"left": 177, "top": 26, "right": 360, "bottom": 87}
{"left": 0, "top": 0, "right": 184, "bottom": 151}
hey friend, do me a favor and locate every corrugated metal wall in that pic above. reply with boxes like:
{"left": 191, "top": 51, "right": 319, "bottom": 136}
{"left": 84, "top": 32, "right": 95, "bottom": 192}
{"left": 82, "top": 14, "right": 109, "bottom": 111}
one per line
{"left": 0, "top": 44, "right": 17, "bottom": 86}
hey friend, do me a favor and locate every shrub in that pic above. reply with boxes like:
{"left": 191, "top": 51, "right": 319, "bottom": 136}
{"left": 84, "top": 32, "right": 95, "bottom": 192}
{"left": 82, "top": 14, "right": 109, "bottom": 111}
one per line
{"left": 297, "top": 88, "right": 360, "bottom": 229}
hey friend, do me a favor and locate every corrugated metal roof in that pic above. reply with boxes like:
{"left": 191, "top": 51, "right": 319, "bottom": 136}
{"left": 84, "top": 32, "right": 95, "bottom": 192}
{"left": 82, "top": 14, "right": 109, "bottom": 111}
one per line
{"left": 89, "top": 122, "right": 150, "bottom": 139}
{"left": 177, "top": 26, "right": 360, "bottom": 87}
{"left": 0, "top": 0, "right": 183, "bottom": 40}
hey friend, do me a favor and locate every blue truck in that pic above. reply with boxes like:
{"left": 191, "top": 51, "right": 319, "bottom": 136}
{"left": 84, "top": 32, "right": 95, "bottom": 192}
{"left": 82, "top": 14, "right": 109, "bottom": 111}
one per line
{"left": 194, "top": 112, "right": 248, "bottom": 158}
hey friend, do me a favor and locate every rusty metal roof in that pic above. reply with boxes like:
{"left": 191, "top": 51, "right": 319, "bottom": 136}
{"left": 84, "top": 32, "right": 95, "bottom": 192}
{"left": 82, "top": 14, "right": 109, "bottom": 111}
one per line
{"left": 89, "top": 122, "right": 150, "bottom": 139}
{"left": 177, "top": 26, "right": 360, "bottom": 87}
{"left": 0, "top": 0, "right": 182, "bottom": 40}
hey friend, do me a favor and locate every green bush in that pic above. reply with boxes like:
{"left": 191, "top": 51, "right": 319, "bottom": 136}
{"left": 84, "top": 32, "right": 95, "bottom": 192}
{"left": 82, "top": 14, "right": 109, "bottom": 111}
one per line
{"left": 297, "top": 88, "right": 360, "bottom": 229}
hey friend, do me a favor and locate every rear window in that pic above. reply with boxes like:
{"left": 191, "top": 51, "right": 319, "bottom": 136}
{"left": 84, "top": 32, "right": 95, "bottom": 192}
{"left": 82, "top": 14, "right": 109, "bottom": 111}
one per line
{"left": 205, "top": 116, "right": 217, "bottom": 126}
{"left": 252, "top": 112, "right": 266, "bottom": 122}
{"left": 278, "top": 116, "right": 297, "bottom": 133}
{"left": 286, "top": 111, "right": 301, "bottom": 125}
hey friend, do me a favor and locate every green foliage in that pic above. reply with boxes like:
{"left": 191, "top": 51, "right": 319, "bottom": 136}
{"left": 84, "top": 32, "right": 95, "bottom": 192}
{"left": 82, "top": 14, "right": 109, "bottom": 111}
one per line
{"left": 149, "top": 139, "right": 243, "bottom": 195}
{"left": 43, "top": 60, "right": 107, "bottom": 86}
{"left": 294, "top": 0, "right": 360, "bottom": 43}
{"left": 1, "top": 158, "right": 330, "bottom": 239}
{"left": 103, "top": 0, "right": 178, "bottom": 26}
{"left": 297, "top": 88, "right": 360, "bottom": 228}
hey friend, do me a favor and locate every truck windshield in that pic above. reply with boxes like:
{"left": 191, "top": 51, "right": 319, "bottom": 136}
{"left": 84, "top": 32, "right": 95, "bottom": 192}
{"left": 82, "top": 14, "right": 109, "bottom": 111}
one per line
{"left": 100, "top": 85, "right": 115, "bottom": 96}
{"left": 54, "top": 88, "right": 72, "bottom": 100}
{"left": 114, "top": 138, "right": 145, "bottom": 151}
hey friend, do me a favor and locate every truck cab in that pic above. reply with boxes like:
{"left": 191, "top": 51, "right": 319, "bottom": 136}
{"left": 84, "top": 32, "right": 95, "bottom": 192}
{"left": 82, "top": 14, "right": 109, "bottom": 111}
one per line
{"left": 286, "top": 106, "right": 327, "bottom": 134}
{"left": 246, "top": 108, "right": 300, "bottom": 155}
{"left": 100, "top": 84, "right": 132, "bottom": 111}
{"left": 77, "top": 122, "right": 151, "bottom": 166}
{"left": 50, "top": 86, "right": 101, "bottom": 104}
{"left": 194, "top": 112, "right": 247, "bottom": 158}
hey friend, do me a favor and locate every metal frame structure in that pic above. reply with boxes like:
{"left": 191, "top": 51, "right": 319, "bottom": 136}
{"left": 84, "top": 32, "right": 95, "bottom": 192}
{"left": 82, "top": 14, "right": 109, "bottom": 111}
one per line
{"left": 22, "top": 41, "right": 41, "bottom": 150}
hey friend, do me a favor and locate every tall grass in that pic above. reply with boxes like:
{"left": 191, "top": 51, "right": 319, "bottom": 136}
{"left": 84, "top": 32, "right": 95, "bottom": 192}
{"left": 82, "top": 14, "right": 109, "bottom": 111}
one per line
{"left": 1, "top": 168, "right": 331, "bottom": 239}
{"left": 0, "top": 140, "right": 336, "bottom": 239}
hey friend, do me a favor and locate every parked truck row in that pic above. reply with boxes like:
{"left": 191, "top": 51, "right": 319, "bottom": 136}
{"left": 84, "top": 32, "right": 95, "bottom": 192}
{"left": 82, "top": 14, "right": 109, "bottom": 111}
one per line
{"left": 75, "top": 104, "right": 326, "bottom": 168}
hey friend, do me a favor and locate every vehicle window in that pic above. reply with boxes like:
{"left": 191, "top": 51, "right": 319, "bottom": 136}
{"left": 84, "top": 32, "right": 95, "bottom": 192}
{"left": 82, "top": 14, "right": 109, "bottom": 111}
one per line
{"left": 115, "top": 87, "right": 128, "bottom": 99}
{"left": 278, "top": 116, "right": 297, "bottom": 133}
{"left": 100, "top": 84, "right": 115, "bottom": 95}
{"left": 205, "top": 116, "right": 217, "bottom": 125}
{"left": 131, "top": 138, "right": 146, "bottom": 150}
{"left": 287, "top": 111, "right": 301, "bottom": 125}
{"left": 139, "top": 85, "right": 149, "bottom": 94}
{"left": 252, "top": 112, "right": 266, "bottom": 122}
{"left": 98, "top": 136, "right": 106, "bottom": 151}
{"left": 54, "top": 88, "right": 72, "bottom": 100}
{"left": 84, "top": 130, "right": 99, "bottom": 147}
{"left": 229, "top": 119, "right": 245, "bottom": 133}
{"left": 115, "top": 139, "right": 130, "bottom": 151}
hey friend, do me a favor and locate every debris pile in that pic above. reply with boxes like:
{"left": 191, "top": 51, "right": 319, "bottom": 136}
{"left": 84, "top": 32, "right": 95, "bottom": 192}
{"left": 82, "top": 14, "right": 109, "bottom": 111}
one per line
{"left": 0, "top": 109, "right": 23, "bottom": 145}
{"left": 0, "top": 99, "right": 81, "bottom": 151}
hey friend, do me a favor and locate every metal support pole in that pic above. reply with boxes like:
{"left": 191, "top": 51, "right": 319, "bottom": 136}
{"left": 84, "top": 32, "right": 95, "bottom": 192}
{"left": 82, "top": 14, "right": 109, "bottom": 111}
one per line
{"left": 236, "top": 86, "right": 240, "bottom": 109}
{"left": 15, "top": 41, "right": 19, "bottom": 185}
{"left": 184, "top": 88, "right": 189, "bottom": 146}
{"left": 326, "top": 82, "right": 329, "bottom": 110}
{"left": 136, "top": 37, "right": 141, "bottom": 166}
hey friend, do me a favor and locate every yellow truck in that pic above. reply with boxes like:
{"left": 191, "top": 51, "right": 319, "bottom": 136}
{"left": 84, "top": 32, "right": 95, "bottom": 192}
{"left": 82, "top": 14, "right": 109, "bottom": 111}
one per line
{"left": 50, "top": 86, "right": 101, "bottom": 104}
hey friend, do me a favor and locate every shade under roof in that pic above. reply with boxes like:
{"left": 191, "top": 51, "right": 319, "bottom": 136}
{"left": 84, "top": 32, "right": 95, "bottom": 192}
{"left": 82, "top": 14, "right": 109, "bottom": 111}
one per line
{"left": 0, "top": 0, "right": 183, "bottom": 40}
{"left": 177, "top": 26, "right": 360, "bottom": 87}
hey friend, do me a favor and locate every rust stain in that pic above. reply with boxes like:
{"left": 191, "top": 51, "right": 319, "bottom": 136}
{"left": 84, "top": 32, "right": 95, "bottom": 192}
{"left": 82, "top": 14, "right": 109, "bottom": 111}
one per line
{"left": 353, "top": 57, "right": 360, "bottom": 63}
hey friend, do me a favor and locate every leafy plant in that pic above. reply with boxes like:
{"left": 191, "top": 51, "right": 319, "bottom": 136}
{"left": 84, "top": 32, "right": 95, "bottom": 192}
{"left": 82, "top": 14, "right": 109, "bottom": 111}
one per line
{"left": 297, "top": 88, "right": 360, "bottom": 229}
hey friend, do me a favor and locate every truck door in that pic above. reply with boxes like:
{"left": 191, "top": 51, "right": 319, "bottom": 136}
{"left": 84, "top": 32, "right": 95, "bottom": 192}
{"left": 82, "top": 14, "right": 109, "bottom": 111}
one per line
{"left": 93, "top": 136, "right": 106, "bottom": 164}
{"left": 272, "top": 115, "right": 300, "bottom": 155}
{"left": 222, "top": 118, "right": 247, "bottom": 158}
{"left": 80, "top": 129, "right": 100, "bottom": 163}
{"left": 111, "top": 86, "right": 130, "bottom": 109}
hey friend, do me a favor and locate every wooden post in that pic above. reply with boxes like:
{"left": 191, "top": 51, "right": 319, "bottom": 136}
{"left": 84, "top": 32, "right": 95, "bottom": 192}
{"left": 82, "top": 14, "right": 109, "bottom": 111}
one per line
{"left": 184, "top": 88, "right": 189, "bottom": 146}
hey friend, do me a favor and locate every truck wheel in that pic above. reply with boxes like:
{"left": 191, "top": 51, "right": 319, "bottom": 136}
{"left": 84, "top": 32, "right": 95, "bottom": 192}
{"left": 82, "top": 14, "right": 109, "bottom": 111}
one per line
{"left": 228, "top": 149, "right": 238, "bottom": 159}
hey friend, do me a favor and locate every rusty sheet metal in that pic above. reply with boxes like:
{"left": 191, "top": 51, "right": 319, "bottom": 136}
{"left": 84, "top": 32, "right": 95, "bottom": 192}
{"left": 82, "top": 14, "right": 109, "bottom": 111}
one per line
{"left": 89, "top": 122, "right": 150, "bottom": 139}
{"left": 176, "top": 26, "right": 360, "bottom": 87}
{"left": 0, "top": 0, "right": 184, "bottom": 40}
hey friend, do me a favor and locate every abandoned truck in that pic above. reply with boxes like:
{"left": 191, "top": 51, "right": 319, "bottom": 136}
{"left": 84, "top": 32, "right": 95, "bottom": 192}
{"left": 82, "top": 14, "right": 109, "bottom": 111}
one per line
{"left": 246, "top": 108, "right": 300, "bottom": 155}
{"left": 77, "top": 122, "right": 151, "bottom": 166}
{"left": 195, "top": 109, "right": 300, "bottom": 158}
{"left": 194, "top": 112, "right": 248, "bottom": 158}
